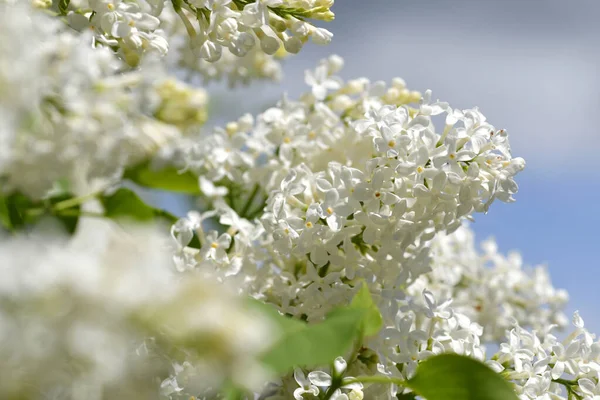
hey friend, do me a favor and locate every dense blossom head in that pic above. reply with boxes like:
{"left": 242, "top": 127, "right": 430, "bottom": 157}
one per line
{"left": 176, "top": 56, "right": 527, "bottom": 322}
{"left": 42, "top": 0, "right": 335, "bottom": 82}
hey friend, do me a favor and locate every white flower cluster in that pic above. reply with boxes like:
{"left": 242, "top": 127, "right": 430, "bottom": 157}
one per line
{"left": 62, "top": 0, "right": 168, "bottom": 66}
{"left": 0, "top": 217, "right": 275, "bottom": 399}
{"left": 58, "top": 0, "right": 333, "bottom": 83}
{"left": 0, "top": 2, "right": 207, "bottom": 199}
{"left": 168, "top": 57, "right": 568, "bottom": 400}
{"left": 267, "top": 357, "right": 364, "bottom": 400}
{"left": 369, "top": 289, "right": 486, "bottom": 398}
{"left": 3, "top": 3, "right": 589, "bottom": 399}
{"left": 490, "top": 312, "right": 600, "bottom": 400}
{"left": 409, "top": 225, "right": 569, "bottom": 342}
{"left": 178, "top": 56, "right": 526, "bottom": 322}
{"left": 170, "top": 0, "right": 334, "bottom": 63}
{"left": 158, "top": 3, "right": 283, "bottom": 86}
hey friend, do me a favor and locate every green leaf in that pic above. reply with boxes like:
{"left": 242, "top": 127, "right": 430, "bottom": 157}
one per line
{"left": 407, "top": 354, "right": 519, "bottom": 400}
{"left": 124, "top": 161, "right": 200, "bottom": 195}
{"left": 0, "top": 191, "right": 82, "bottom": 233}
{"left": 0, "top": 196, "right": 11, "bottom": 231}
{"left": 48, "top": 193, "right": 80, "bottom": 234}
{"left": 247, "top": 299, "right": 305, "bottom": 335}
{"left": 100, "top": 188, "right": 181, "bottom": 226}
{"left": 58, "top": 0, "right": 70, "bottom": 15}
{"left": 4, "top": 192, "right": 35, "bottom": 230}
{"left": 261, "top": 308, "right": 364, "bottom": 374}
{"left": 349, "top": 282, "right": 383, "bottom": 337}
{"left": 396, "top": 393, "right": 417, "bottom": 400}
{"left": 101, "top": 188, "right": 155, "bottom": 222}
{"left": 222, "top": 386, "right": 245, "bottom": 400}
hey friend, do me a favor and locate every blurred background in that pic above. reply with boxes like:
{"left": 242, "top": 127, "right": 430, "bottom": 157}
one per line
{"left": 159, "top": 0, "right": 600, "bottom": 332}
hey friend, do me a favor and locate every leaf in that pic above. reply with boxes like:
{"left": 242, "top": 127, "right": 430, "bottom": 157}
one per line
{"left": 100, "top": 188, "right": 180, "bottom": 225}
{"left": 0, "top": 192, "right": 81, "bottom": 233}
{"left": 58, "top": 0, "right": 70, "bottom": 15}
{"left": 407, "top": 354, "right": 519, "bottom": 400}
{"left": 4, "top": 192, "right": 35, "bottom": 230}
{"left": 48, "top": 193, "right": 80, "bottom": 234}
{"left": 101, "top": 188, "right": 155, "bottom": 221}
{"left": 222, "top": 386, "right": 245, "bottom": 400}
{"left": 247, "top": 299, "right": 305, "bottom": 335}
{"left": 349, "top": 282, "right": 383, "bottom": 337}
{"left": 396, "top": 393, "right": 417, "bottom": 400}
{"left": 124, "top": 161, "right": 200, "bottom": 195}
{"left": 0, "top": 196, "right": 11, "bottom": 231}
{"left": 261, "top": 308, "right": 364, "bottom": 374}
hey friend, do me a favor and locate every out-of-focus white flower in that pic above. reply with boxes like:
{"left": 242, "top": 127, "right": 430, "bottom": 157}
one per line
{"left": 0, "top": 219, "right": 276, "bottom": 398}
{"left": 0, "top": 2, "right": 206, "bottom": 199}
{"left": 408, "top": 224, "right": 568, "bottom": 341}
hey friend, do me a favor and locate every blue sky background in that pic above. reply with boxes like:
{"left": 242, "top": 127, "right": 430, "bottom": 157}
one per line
{"left": 156, "top": 0, "right": 600, "bottom": 332}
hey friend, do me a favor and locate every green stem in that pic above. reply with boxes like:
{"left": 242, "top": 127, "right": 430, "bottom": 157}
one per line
{"left": 553, "top": 378, "right": 583, "bottom": 400}
{"left": 54, "top": 210, "right": 105, "bottom": 218}
{"left": 52, "top": 191, "right": 101, "bottom": 211}
{"left": 322, "top": 377, "right": 342, "bottom": 400}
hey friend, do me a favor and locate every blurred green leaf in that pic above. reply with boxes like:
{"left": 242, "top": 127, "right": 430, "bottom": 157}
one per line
{"left": 407, "top": 354, "right": 519, "bottom": 400}
{"left": 58, "top": 0, "right": 70, "bottom": 15}
{"left": 4, "top": 193, "right": 35, "bottom": 230}
{"left": 349, "top": 282, "right": 383, "bottom": 337}
{"left": 101, "top": 188, "right": 155, "bottom": 221}
{"left": 101, "top": 188, "right": 180, "bottom": 224}
{"left": 48, "top": 193, "right": 80, "bottom": 234}
{"left": 261, "top": 307, "right": 364, "bottom": 374}
{"left": 247, "top": 299, "right": 306, "bottom": 335}
{"left": 396, "top": 393, "right": 417, "bottom": 400}
{"left": 124, "top": 161, "right": 200, "bottom": 195}
{"left": 0, "top": 196, "right": 11, "bottom": 230}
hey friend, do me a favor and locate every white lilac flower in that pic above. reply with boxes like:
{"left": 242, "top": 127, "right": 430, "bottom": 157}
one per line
{"left": 173, "top": 55, "right": 527, "bottom": 339}
{"left": 0, "top": 218, "right": 276, "bottom": 398}
{"left": 493, "top": 312, "right": 600, "bottom": 400}
{"left": 283, "top": 358, "right": 364, "bottom": 400}
{"left": 0, "top": 2, "right": 207, "bottom": 199}
{"left": 65, "top": 0, "right": 168, "bottom": 66}
{"left": 408, "top": 224, "right": 568, "bottom": 341}
{"left": 145, "top": 0, "right": 335, "bottom": 70}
